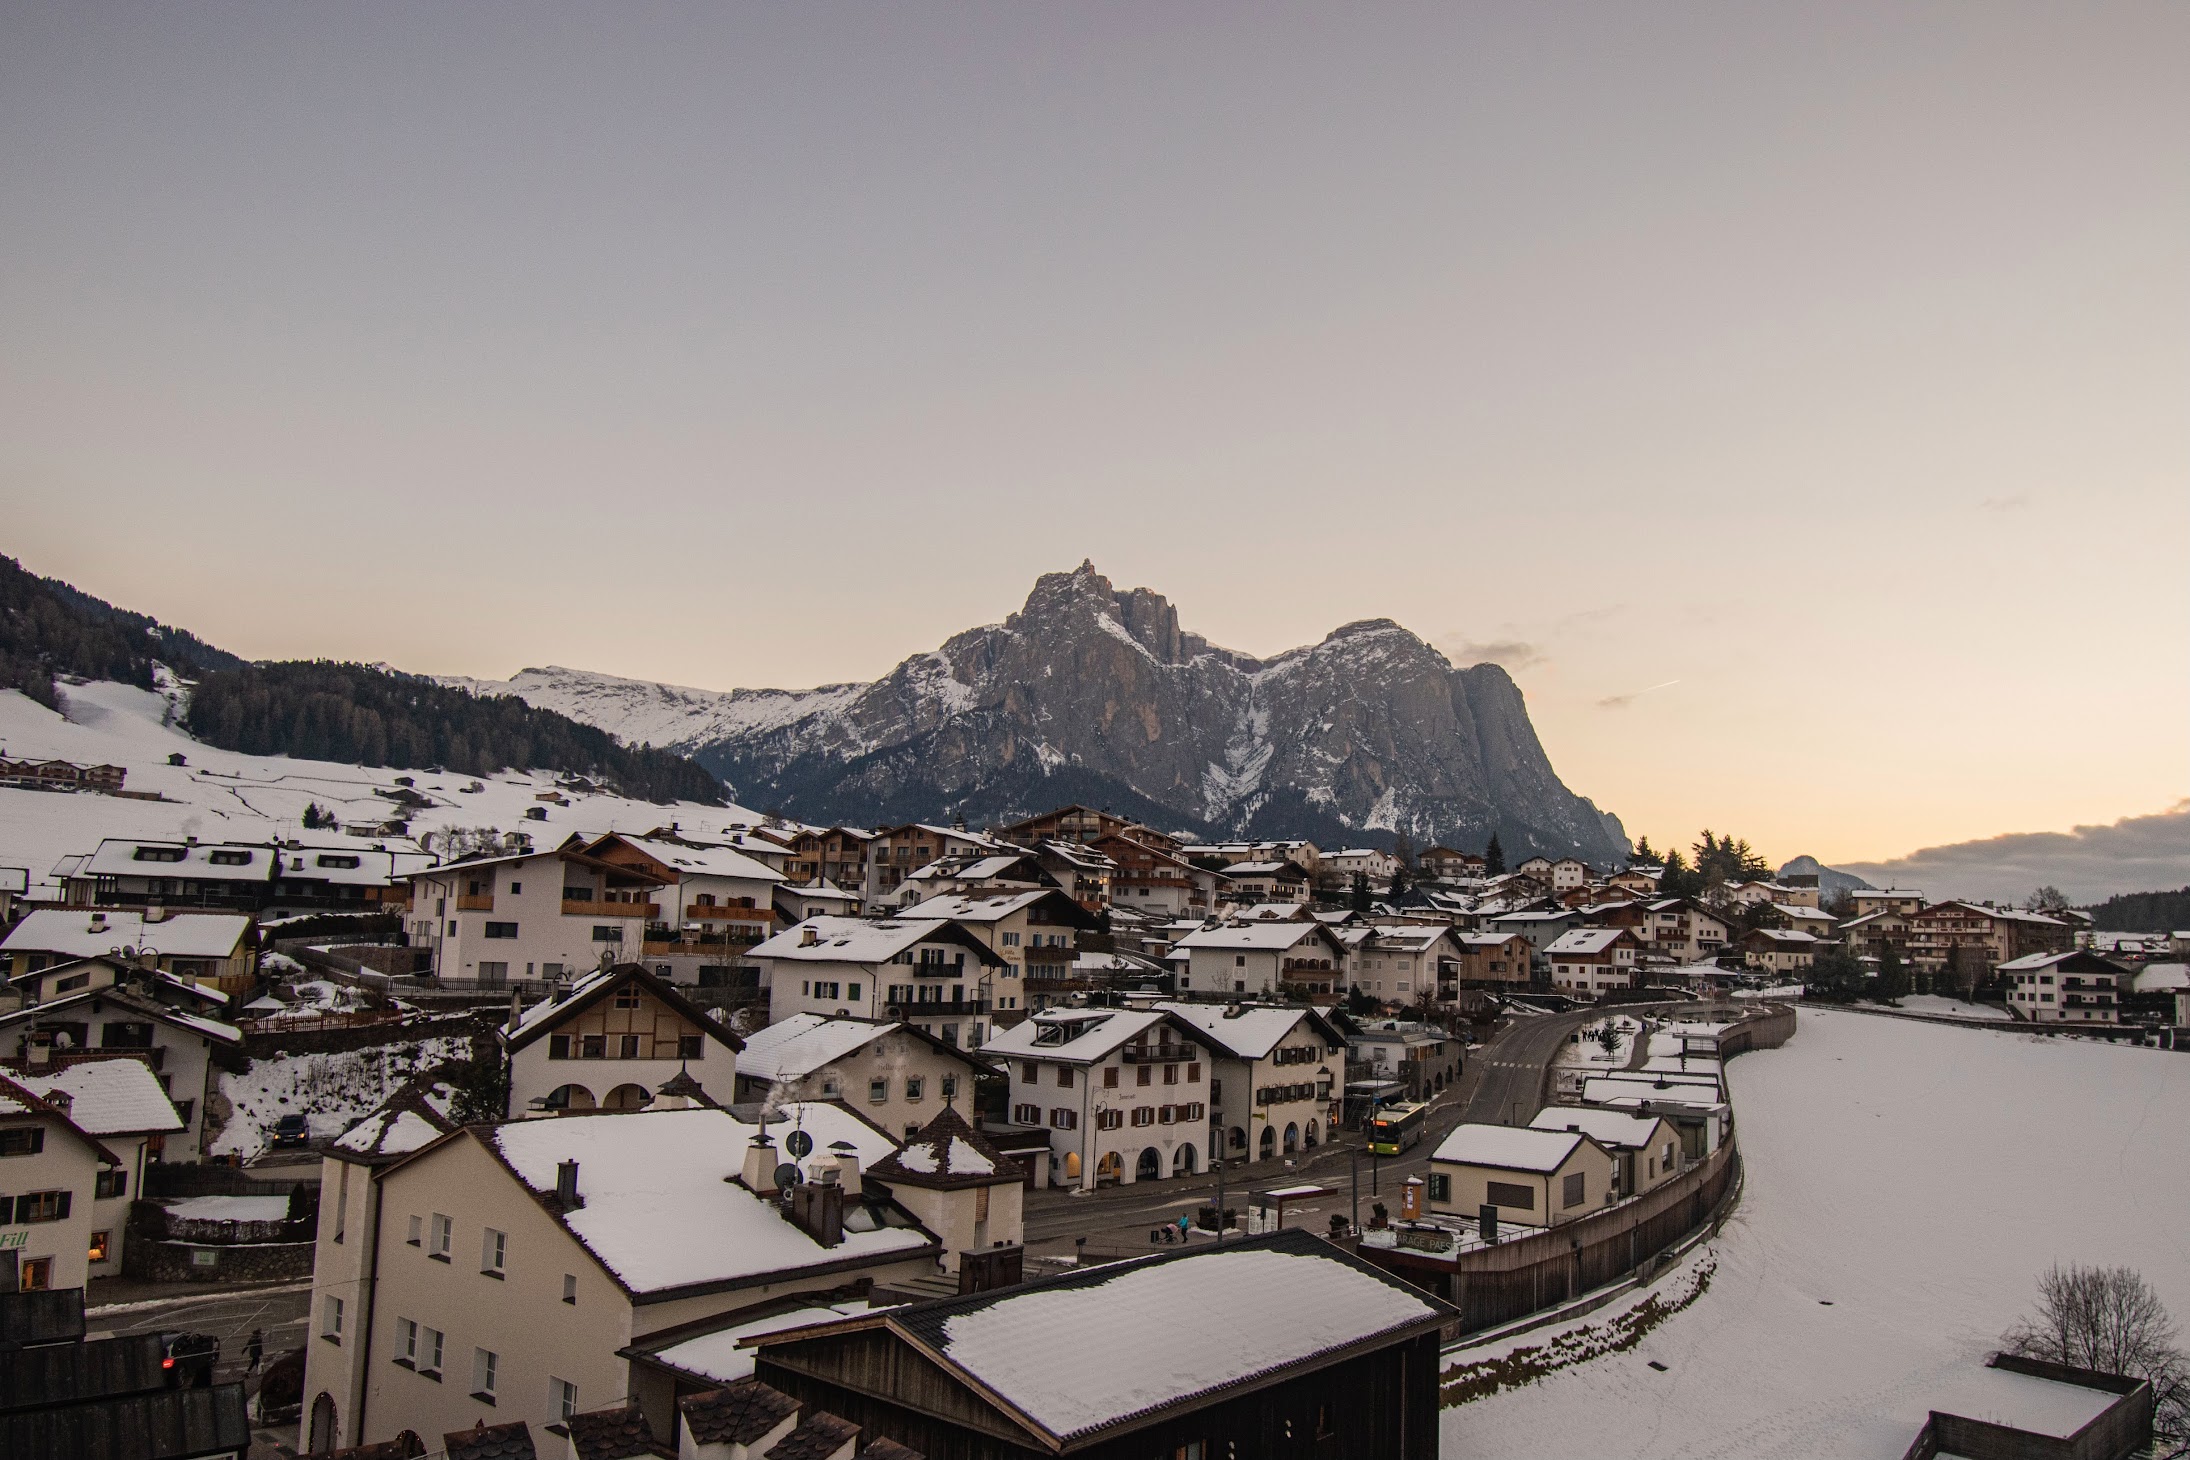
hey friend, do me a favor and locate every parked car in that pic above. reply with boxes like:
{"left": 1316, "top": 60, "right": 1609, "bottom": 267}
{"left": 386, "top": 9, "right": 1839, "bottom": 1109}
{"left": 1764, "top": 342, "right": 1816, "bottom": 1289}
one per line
{"left": 160, "top": 1331, "right": 220, "bottom": 1388}
{"left": 269, "top": 1114, "right": 310, "bottom": 1151}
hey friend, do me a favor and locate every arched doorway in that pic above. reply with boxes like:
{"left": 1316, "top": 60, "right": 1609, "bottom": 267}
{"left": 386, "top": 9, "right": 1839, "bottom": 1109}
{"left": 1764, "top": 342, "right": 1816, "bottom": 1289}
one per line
{"left": 1283, "top": 1122, "right": 1300, "bottom": 1154}
{"left": 1096, "top": 1152, "right": 1123, "bottom": 1185}
{"left": 1136, "top": 1148, "right": 1162, "bottom": 1182}
{"left": 1259, "top": 1125, "right": 1276, "bottom": 1159}
{"left": 544, "top": 1084, "right": 595, "bottom": 1113}
{"left": 1304, "top": 1119, "right": 1320, "bottom": 1147}
{"left": 1172, "top": 1143, "right": 1198, "bottom": 1175}
{"left": 1228, "top": 1126, "right": 1248, "bottom": 1153}
{"left": 603, "top": 1083, "right": 652, "bottom": 1112}
{"left": 307, "top": 1393, "right": 337, "bottom": 1453}
{"left": 1063, "top": 1151, "right": 1082, "bottom": 1182}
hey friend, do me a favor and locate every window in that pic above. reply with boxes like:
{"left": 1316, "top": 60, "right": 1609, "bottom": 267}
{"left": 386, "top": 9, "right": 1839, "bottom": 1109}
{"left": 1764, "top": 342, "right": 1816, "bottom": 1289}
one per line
{"left": 1137, "top": 1065, "right": 1152, "bottom": 1087}
{"left": 1021, "top": 1062, "right": 1039, "bottom": 1083}
{"left": 869, "top": 1078, "right": 889, "bottom": 1104}
{"left": 323, "top": 1295, "right": 343, "bottom": 1342}
{"left": 618, "top": 1034, "right": 640, "bottom": 1059}
{"left": 1486, "top": 1181, "right": 1535, "bottom": 1210}
{"left": 16, "top": 1191, "right": 71, "bottom": 1222}
{"left": 549, "top": 1034, "right": 571, "bottom": 1059}
{"left": 614, "top": 988, "right": 641, "bottom": 1009}
{"left": 679, "top": 1035, "right": 704, "bottom": 1060}
{"left": 1103, "top": 1066, "right": 1119, "bottom": 1089}
{"left": 551, "top": 1378, "right": 579, "bottom": 1421}
{"left": 19, "top": 1258, "right": 51, "bottom": 1291}
{"left": 483, "top": 922, "right": 518, "bottom": 939}
{"left": 562, "top": 1273, "right": 578, "bottom": 1305}
{"left": 847, "top": 982, "right": 862, "bottom": 1001}
{"left": 1427, "top": 1173, "right": 1451, "bottom": 1203}
{"left": 581, "top": 1035, "right": 606, "bottom": 1058}
{"left": 95, "top": 1169, "right": 128, "bottom": 1199}
{"left": 406, "top": 1214, "right": 422, "bottom": 1246}
{"left": 472, "top": 1348, "right": 499, "bottom": 1401}
{"left": 429, "top": 1213, "right": 452, "bottom": 1260}
{"left": 481, "top": 1228, "right": 507, "bottom": 1276}
{"left": 422, "top": 1327, "right": 444, "bottom": 1376}
{"left": 1049, "top": 1108, "right": 1077, "bottom": 1130}
{"left": 592, "top": 926, "right": 621, "bottom": 942}
{"left": 1014, "top": 1103, "right": 1040, "bottom": 1125}
{"left": 478, "top": 961, "right": 509, "bottom": 982}
{"left": 1235, "top": 955, "right": 1246, "bottom": 966}
{"left": 905, "top": 1077, "right": 924, "bottom": 1101}
{"left": 1057, "top": 1067, "right": 1074, "bottom": 1089}
{"left": 1164, "top": 1064, "right": 1178, "bottom": 1085}
{"left": 0, "top": 1128, "right": 44, "bottom": 1157}
{"left": 396, "top": 1318, "right": 419, "bottom": 1365}
{"left": 1097, "top": 1109, "right": 1123, "bottom": 1130}
{"left": 88, "top": 1230, "right": 111, "bottom": 1263}
{"left": 1562, "top": 1172, "right": 1587, "bottom": 1208}
{"left": 1132, "top": 1106, "right": 1155, "bottom": 1127}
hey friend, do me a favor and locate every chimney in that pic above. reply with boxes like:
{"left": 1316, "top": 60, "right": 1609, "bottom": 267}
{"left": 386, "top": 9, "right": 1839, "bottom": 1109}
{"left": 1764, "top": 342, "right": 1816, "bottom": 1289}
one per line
{"left": 799, "top": 926, "right": 819, "bottom": 947}
{"left": 26, "top": 1039, "right": 52, "bottom": 1071}
{"left": 791, "top": 1171, "right": 845, "bottom": 1249}
{"left": 554, "top": 1160, "right": 580, "bottom": 1209}
{"left": 143, "top": 906, "right": 168, "bottom": 925}
{"left": 741, "top": 1132, "right": 779, "bottom": 1194}
{"left": 508, "top": 990, "right": 524, "bottom": 1033}
{"left": 829, "top": 1138, "right": 861, "bottom": 1189}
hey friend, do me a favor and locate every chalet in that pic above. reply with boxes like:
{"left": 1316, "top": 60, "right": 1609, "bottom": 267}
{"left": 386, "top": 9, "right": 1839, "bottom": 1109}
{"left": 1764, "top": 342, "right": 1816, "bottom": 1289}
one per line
{"left": 0, "top": 755, "right": 126, "bottom": 793}
{"left": 1320, "top": 848, "right": 1401, "bottom": 887}
{"left": 1155, "top": 1002, "right": 1344, "bottom": 1164}
{"left": 1740, "top": 928, "right": 1820, "bottom": 974}
{"left": 1428, "top": 1123, "right": 1617, "bottom": 1229}
{"left": 734, "top": 1015, "right": 989, "bottom": 1140}
{"left": 61, "top": 837, "right": 273, "bottom": 911}
{"left": 0, "top": 984, "right": 241, "bottom": 1161}
{"left": 1171, "top": 920, "right": 1348, "bottom": 997}
{"left": 14, "top": 1058, "right": 183, "bottom": 1278}
{"left": 1090, "top": 834, "right": 1217, "bottom": 917}
{"left": 501, "top": 963, "right": 744, "bottom": 1115}
{"left": 749, "top": 917, "right": 1007, "bottom": 1049}
{"left": 1848, "top": 889, "right": 1927, "bottom": 918}
{"left": 743, "top": 1228, "right": 1454, "bottom": 1460}
{"left": 1605, "top": 867, "right": 1660, "bottom": 896}
{"left": 266, "top": 843, "right": 429, "bottom": 914}
{"left": 996, "top": 805, "right": 1145, "bottom": 849}
{"left": 865, "top": 824, "right": 1019, "bottom": 902}
{"left": 1527, "top": 1106, "right": 1683, "bottom": 1199}
{"left": 1543, "top": 927, "right": 1643, "bottom": 998}
{"left": 1548, "top": 858, "right": 1592, "bottom": 891}
{"left": 1454, "top": 932, "right": 1534, "bottom": 988}
{"left": 403, "top": 838, "right": 671, "bottom": 987}
{"left": 1417, "top": 846, "right": 1486, "bottom": 882}
{"left": 1481, "top": 907, "right": 1581, "bottom": 953}
{"left": 1999, "top": 949, "right": 2125, "bottom": 1025}
{"left": 774, "top": 879, "right": 864, "bottom": 924}
{"left": 1349, "top": 925, "right": 1462, "bottom": 1004}
{"left": 1029, "top": 840, "right": 1115, "bottom": 912}
{"left": 1515, "top": 856, "right": 1555, "bottom": 880}
{"left": 783, "top": 827, "right": 877, "bottom": 889}
{"left": 0, "top": 907, "right": 256, "bottom": 994}
{"left": 1840, "top": 909, "right": 1913, "bottom": 960}
{"left": 586, "top": 834, "right": 782, "bottom": 974}
{"left": 981, "top": 1009, "right": 1215, "bottom": 1190}
{"left": 304, "top": 1103, "right": 936, "bottom": 1453}
{"left": 0, "top": 1073, "right": 121, "bottom": 1292}
{"left": 897, "top": 890, "right": 1098, "bottom": 1016}
{"left": 1640, "top": 898, "right": 1732, "bottom": 964}
{"left": 1218, "top": 860, "right": 1311, "bottom": 903}
{"left": 1770, "top": 905, "right": 1839, "bottom": 941}
{"left": 1908, "top": 902, "right": 2072, "bottom": 980}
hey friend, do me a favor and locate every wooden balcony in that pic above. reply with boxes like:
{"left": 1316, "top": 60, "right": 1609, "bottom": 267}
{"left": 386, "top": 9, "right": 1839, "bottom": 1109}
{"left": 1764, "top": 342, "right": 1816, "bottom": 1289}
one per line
{"left": 561, "top": 898, "right": 658, "bottom": 918}
{"left": 456, "top": 893, "right": 494, "bottom": 911}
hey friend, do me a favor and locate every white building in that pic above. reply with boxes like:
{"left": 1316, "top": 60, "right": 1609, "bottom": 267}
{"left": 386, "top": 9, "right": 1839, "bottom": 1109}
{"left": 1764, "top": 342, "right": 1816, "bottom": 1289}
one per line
{"left": 0, "top": 1072, "right": 118, "bottom": 1292}
{"left": 895, "top": 889, "right": 1097, "bottom": 1015}
{"left": 0, "top": 984, "right": 241, "bottom": 1161}
{"left": 749, "top": 917, "right": 1007, "bottom": 1049}
{"left": 14, "top": 1058, "right": 183, "bottom": 1278}
{"left": 983, "top": 1009, "right": 1215, "bottom": 1190}
{"left": 1527, "top": 1106, "right": 1683, "bottom": 1199}
{"left": 501, "top": 963, "right": 744, "bottom": 1115}
{"left": 403, "top": 841, "right": 670, "bottom": 986}
{"left": 1154, "top": 1002, "right": 1345, "bottom": 1164}
{"left": 1428, "top": 1123, "right": 1617, "bottom": 1229}
{"left": 733, "top": 1015, "right": 988, "bottom": 1140}
{"left": 1171, "top": 920, "right": 1349, "bottom": 997}
{"left": 0, "top": 907, "right": 256, "bottom": 992}
{"left": 1348, "top": 925, "right": 1462, "bottom": 1004}
{"left": 1320, "top": 848, "right": 1400, "bottom": 886}
{"left": 1543, "top": 927, "right": 1642, "bottom": 998}
{"left": 1999, "top": 950, "right": 2124, "bottom": 1024}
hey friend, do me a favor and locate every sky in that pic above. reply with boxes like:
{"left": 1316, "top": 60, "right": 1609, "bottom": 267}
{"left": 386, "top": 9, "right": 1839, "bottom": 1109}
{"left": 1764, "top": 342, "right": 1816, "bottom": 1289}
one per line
{"left": 3, "top": 3, "right": 2185, "bottom": 871}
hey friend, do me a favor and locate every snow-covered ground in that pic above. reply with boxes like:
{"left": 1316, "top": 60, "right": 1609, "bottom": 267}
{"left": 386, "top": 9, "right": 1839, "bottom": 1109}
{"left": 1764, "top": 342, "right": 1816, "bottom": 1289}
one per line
{"left": 211, "top": 1036, "right": 471, "bottom": 1157}
{"left": 1893, "top": 994, "right": 2015, "bottom": 1022}
{"left": 0, "top": 679, "right": 760, "bottom": 896}
{"left": 1555, "top": 1015, "right": 1643, "bottom": 1069}
{"left": 1441, "top": 1009, "right": 2190, "bottom": 1459}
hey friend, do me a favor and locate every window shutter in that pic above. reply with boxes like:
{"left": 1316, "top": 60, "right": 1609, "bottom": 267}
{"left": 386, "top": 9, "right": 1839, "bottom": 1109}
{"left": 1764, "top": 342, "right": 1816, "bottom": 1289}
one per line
{"left": 56, "top": 1191, "right": 71, "bottom": 1220}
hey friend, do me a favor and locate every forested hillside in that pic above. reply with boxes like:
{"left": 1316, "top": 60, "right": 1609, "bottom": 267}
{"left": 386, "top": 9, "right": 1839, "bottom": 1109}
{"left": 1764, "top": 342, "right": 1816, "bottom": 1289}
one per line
{"left": 2081, "top": 886, "right": 2190, "bottom": 932}
{"left": 0, "top": 553, "right": 241, "bottom": 708}
{"left": 184, "top": 661, "right": 727, "bottom": 805}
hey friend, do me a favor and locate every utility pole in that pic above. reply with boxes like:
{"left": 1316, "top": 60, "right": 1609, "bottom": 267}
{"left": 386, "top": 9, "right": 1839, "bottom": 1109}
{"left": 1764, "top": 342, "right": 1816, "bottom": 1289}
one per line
{"left": 1214, "top": 1155, "right": 1226, "bottom": 1247}
{"left": 1350, "top": 1149, "right": 1360, "bottom": 1235}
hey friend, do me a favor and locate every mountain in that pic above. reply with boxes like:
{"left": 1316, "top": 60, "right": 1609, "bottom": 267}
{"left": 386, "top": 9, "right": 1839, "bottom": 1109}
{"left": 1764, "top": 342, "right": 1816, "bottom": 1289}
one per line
{"left": 460, "top": 563, "right": 1628, "bottom": 863}
{"left": 1777, "top": 856, "right": 1875, "bottom": 899}
{"left": 1, "top": 553, "right": 245, "bottom": 709}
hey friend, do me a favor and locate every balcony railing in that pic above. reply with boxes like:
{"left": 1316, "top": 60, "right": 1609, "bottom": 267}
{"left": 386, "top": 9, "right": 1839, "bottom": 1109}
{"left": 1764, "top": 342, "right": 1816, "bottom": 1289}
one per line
{"left": 1122, "top": 1044, "right": 1196, "bottom": 1064}
{"left": 886, "top": 997, "right": 990, "bottom": 1017}
{"left": 456, "top": 894, "right": 494, "bottom": 912}
{"left": 561, "top": 898, "right": 658, "bottom": 918}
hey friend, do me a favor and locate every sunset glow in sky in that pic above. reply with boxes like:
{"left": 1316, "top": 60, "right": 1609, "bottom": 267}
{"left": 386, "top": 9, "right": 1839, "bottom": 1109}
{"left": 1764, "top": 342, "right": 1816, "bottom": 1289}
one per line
{"left": 4, "top": 4, "right": 2184, "bottom": 868}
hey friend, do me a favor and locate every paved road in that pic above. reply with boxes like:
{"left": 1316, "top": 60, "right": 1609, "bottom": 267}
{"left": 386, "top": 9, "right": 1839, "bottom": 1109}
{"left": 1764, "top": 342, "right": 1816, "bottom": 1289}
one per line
{"left": 1461, "top": 1009, "right": 1595, "bottom": 1127}
{"left": 87, "top": 1277, "right": 312, "bottom": 1459}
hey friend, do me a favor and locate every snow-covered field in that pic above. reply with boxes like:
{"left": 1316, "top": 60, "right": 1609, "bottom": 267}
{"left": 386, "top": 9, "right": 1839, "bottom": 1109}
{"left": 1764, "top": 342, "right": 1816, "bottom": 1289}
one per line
{"left": 211, "top": 1036, "right": 471, "bottom": 1157}
{"left": 1894, "top": 994, "right": 2015, "bottom": 1022}
{"left": 1441, "top": 1009, "right": 2190, "bottom": 1459}
{"left": 1554, "top": 1014, "right": 1643, "bottom": 1069}
{"left": 0, "top": 679, "right": 760, "bottom": 895}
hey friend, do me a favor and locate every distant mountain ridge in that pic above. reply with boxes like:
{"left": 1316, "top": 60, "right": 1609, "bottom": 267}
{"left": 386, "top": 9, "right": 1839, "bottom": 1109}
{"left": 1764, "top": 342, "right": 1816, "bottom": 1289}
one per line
{"left": 457, "top": 562, "right": 1629, "bottom": 863}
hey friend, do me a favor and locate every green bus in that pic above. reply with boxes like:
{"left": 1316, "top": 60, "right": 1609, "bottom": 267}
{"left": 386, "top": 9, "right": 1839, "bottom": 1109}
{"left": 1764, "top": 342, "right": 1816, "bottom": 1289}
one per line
{"left": 1366, "top": 1101, "right": 1430, "bottom": 1156}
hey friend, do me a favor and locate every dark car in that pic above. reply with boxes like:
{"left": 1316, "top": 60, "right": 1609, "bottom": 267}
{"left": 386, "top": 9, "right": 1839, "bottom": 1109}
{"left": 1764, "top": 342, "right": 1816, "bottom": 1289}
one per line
{"left": 159, "top": 1331, "right": 220, "bottom": 1387}
{"left": 270, "top": 1114, "right": 310, "bottom": 1150}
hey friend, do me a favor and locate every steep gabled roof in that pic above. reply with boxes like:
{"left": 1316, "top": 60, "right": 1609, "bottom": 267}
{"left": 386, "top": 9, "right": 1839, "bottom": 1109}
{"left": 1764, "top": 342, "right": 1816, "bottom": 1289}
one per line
{"left": 503, "top": 963, "right": 744, "bottom": 1056}
{"left": 866, "top": 1104, "right": 1019, "bottom": 1191}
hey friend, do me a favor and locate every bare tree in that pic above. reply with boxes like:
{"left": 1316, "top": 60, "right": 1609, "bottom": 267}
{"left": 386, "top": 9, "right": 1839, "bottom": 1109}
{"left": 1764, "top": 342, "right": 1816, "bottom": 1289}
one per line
{"left": 2002, "top": 1264, "right": 2187, "bottom": 1449}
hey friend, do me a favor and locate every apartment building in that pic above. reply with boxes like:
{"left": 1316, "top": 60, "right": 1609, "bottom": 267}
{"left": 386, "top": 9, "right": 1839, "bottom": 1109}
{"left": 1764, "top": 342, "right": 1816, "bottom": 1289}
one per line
{"left": 1848, "top": 889, "right": 1927, "bottom": 918}
{"left": 1639, "top": 899, "right": 1732, "bottom": 964}
{"left": 1543, "top": 927, "right": 1643, "bottom": 998}
{"left": 782, "top": 827, "right": 876, "bottom": 888}
{"left": 2000, "top": 950, "right": 2125, "bottom": 1025}
{"left": 501, "top": 963, "right": 744, "bottom": 1115}
{"left": 1172, "top": 920, "right": 1349, "bottom": 997}
{"left": 1348, "top": 925, "right": 1462, "bottom": 1003}
{"left": 1741, "top": 928, "right": 1820, "bottom": 974}
{"left": 0, "top": 1073, "right": 117, "bottom": 1293}
{"left": 864, "top": 823, "right": 1017, "bottom": 902}
{"left": 0, "top": 907, "right": 256, "bottom": 993}
{"left": 1155, "top": 1003, "right": 1344, "bottom": 1164}
{"left": 734, "top": 1015, "right": 988, "bottom": 1140}
{"left": 1908, "top": 902, "right": 2073, "bottom": 978}
{"left": 306, "top": 1103, "right": 932, "bottom": 1453}
{"left": 1091, "top": 834, "right": 1217, "bottom": 917}
{"left": 748, "top": 917, "right": 1007, "bottom": 1049}
{"left": 0, "top": 983, "right": 240, "bottom": 1162}
{"left": 895, "top": 890, "right": 1097, "bottom": 1016}
{"left": 983, "top": 1009, "right": 1215, "bottom": 1190}
{"left": 589, "top": 834, "right": 782, "bottom": 967}
{"left": 1454, "top": 932, "right": 1535, "bottom": 988}
{"left": 403, "top": 839, "right": 670, "bottom": 985}
{"left": 14, "top": 1058, "right": 183, "bottom": 1278}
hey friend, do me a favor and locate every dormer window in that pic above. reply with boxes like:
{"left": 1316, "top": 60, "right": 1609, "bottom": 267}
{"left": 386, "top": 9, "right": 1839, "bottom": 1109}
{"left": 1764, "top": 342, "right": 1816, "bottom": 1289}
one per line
{"left": 209, "top": 849, "right": 252, "bottom": 866}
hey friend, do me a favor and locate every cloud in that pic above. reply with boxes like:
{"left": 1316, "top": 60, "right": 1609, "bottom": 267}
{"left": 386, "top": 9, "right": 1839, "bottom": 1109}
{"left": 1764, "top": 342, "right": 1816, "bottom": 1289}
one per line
{"left": 1597, "top": 679, "right": 1680, "bottom": 710}
{"left": 1979, "top": 494, "right": 2030, "bottom": 513}
{"left": 1837, "top": 800, "right": 2190, "bottom": 905}
{"left": 1442, "top": 638, "right": 1546, "bottom": 670}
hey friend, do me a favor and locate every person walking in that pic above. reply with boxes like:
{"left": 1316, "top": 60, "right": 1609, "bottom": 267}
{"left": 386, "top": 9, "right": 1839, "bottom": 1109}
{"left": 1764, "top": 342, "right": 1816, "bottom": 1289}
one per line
{"left": 244, "top": 1328, "right": 264, "bottom": 1375}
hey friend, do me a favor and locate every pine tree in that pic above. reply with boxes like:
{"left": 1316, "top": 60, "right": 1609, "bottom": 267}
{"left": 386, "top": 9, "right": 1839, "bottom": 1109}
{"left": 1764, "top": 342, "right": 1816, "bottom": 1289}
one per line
{"left": 1875, "top": 943, "right": 1909, "bottom": 1003}
{"left": 1485, "top": 833, "right": 1505, "bottom": 875}
{"left": 1350, "top": 872, "right": 1372, "bottom": 916}
{"left": 1631, "top": 835, "right": 1657, "bottom": 866}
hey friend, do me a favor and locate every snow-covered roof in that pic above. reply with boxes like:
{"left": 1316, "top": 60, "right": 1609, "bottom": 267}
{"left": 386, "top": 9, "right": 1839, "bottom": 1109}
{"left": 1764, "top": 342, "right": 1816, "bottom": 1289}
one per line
{"left": 1545, "top": 928, "right": 1629, "bottom": 956}
{"left": 630, "top": 837, "right": 785, "bottom": 884}
{"left": 1581, "top": 1076, "right": 1727, "bottom": 1110}
{"left": 1366, "top": 925, "right": 1455, "bottom": 953}
{"left": 485, "top": 1104, "right": 928, "bottom": 1295}
{"left": 1, "top": 908, "right": 251, "bottom": 959}
{"left": 2132, "top": 962, "right": 2188, "bottom": 994}
{"left": 82, "top": 838, "right": 272, "bottom": 881}
{"left": 644, "top": 1304, "right": 864, "bottom": 1385}
{"left": 1746, "top": 928, "right": 1820, "bottom": 946}
{"left": 895, "top": 890, "right": 1066, "bottom": 925}
{"left": 1222, "top": 860, "right": 1301, "bottom": 877}
{"left": 0, "top": 867, "right": 31, "bottom": 895}
{"left": 334, "top": 1077, "right": 459, "bottom": 1159}
{"left": 1528, "top": 1106, "right": 1671, "bottom": 1151}
{"left": 503, "top": 963, "right": 743, "bottom": 1054}
{"left": 14, "top": 1059, "right": 183, "bottom": 1135}
{"left": 1153, "top": 1002, "right": 1332, "bottom": 1061}
{"left": 1173, "top": 922, "right": 1332, "bottom": 952}
{"left": 983, "top": 1009, "right": 1184, "bottom": 1063}
{"left": 750, "top": 916, "right": 999, "bottom": 965}
{"left": 735, "top": 1014, "right": 896, "bottom": 1083}
{"left": 1996, "top": 949, "right": 2119, "bottom": 973}
{"left": 0, "top": 985, "right": 242, "bottom": 1044}
{"left": 795, "top": 1231, "right": 1447, "bottom": 1443}
{"left": 867, "top": 1105, "right": 1015, "bottom": 1189}
{"left": 1431, "top": 1124, "right": 1592, "bottom": 1172}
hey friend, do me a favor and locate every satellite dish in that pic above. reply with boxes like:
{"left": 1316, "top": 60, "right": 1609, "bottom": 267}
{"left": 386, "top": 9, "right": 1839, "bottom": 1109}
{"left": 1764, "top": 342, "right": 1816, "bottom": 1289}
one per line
{"left": 785, "top": 1130, "right": 814, "bottom": 1159}
{"left": 772, "top": 1163, "right": 802, "bottom": 1192}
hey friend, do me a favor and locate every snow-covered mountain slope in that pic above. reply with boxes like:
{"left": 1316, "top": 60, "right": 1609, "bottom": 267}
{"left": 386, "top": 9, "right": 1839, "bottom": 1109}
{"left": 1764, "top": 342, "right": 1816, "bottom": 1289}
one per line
{"left": 0, "top": 679, "right": 761, "bottom": 897}
{"left": 442, "top": 667, "right": 864, "bottom": 757}
{"left": 458, "top": 564, "right": 1629, "bottom": 864}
